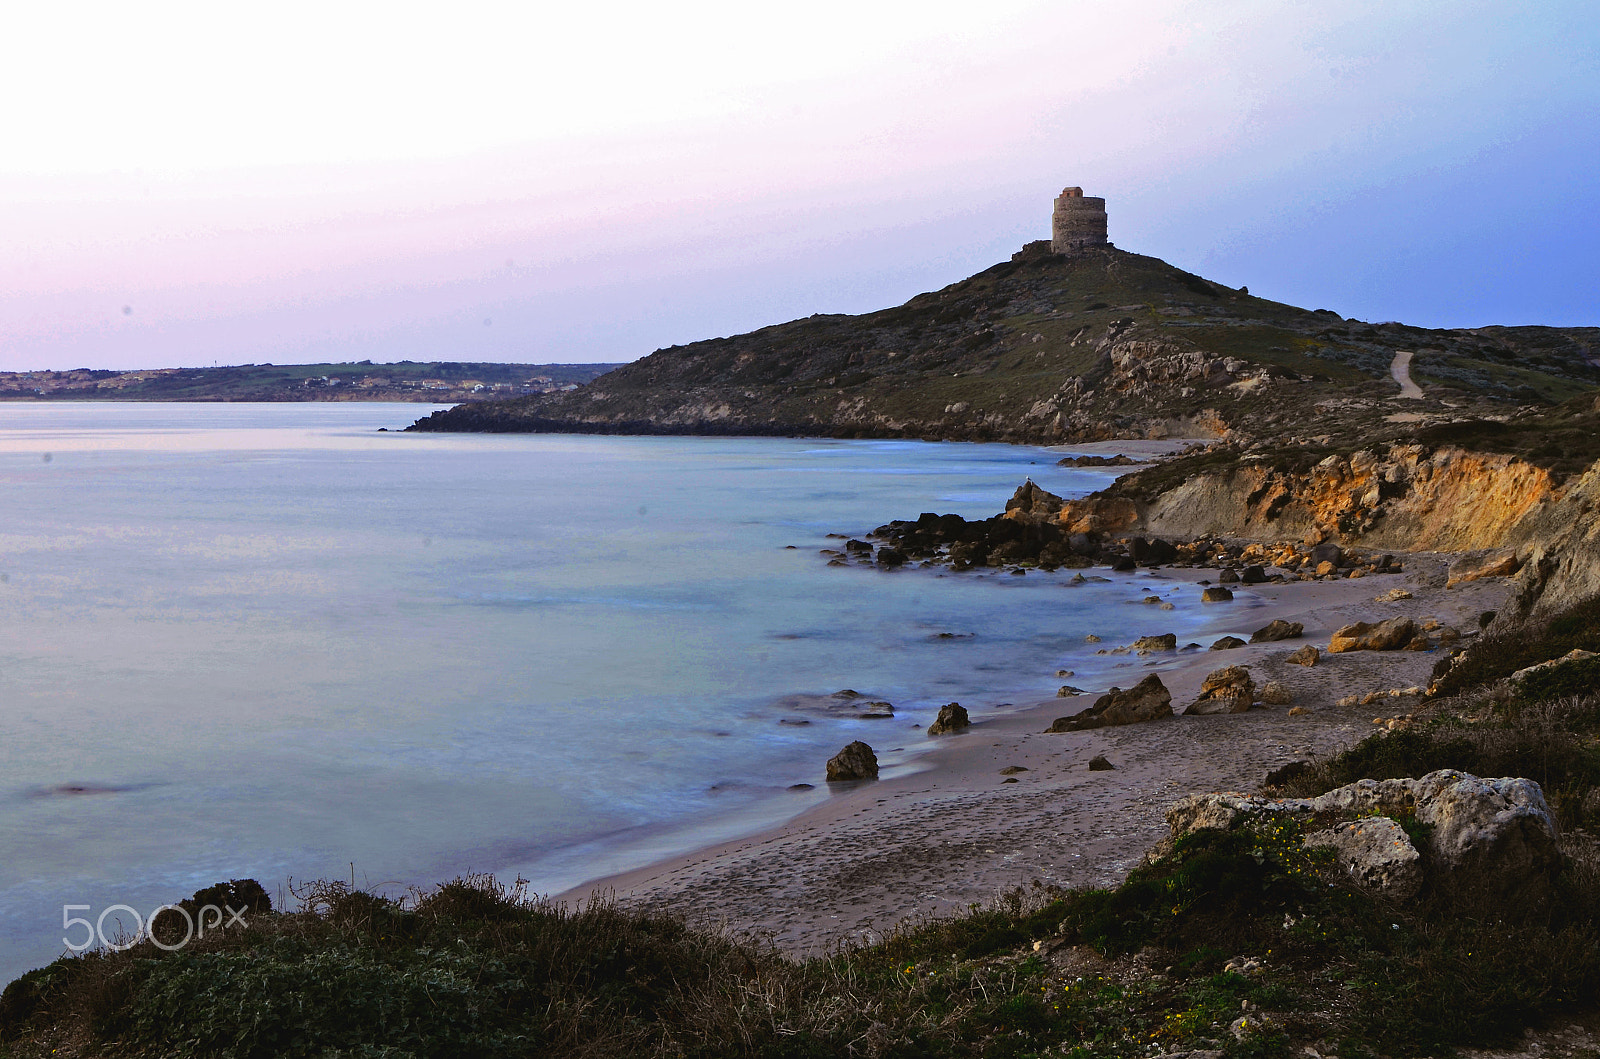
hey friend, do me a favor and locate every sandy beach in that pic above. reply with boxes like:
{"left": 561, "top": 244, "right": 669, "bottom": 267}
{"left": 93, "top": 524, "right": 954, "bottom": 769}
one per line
{"left": 562, "top": 552, "right": 1516, "bottom": 955}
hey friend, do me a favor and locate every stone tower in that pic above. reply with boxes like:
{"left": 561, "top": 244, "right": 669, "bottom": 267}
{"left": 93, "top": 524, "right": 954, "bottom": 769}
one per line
{"left": 1050, "top": 187, "right": 1109, "bottom": 254}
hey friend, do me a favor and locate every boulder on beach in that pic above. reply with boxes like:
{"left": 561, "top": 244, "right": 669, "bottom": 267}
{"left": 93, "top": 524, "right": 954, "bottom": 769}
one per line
{"left": 1240, "top": 565, "right": 1268, "bottom": 584}
{"left": 927, "top": 702, "right": 970, "bottom": 735}
{"left": 1218, "top": 568, "right": 1241, "bottom": 584}
{"left": 1087, "top": 755, "right": 1115, "bottom": 771}
{"left": 1201, "top": 586, "right": 1234, "bottom": 602}
{"left": 1447, "top": 550, "right": 1521, "bottom": 588}
{"left": 1045, "top": 674, "right": 1172, "bottom": 732}
{"left": 1260, "top": 680, "right": 1294, "bottom": 705}
{"left": 1131, "top": 633, "right": 1177, "bottom": 652}
{"left": 1250, "top": 619, "right": 1304, "bottom": 643}
{"left": 1329, "top": 617, "right": 1418, "bottom": 652}
{"left": 826, "top": 741, "right": 879, "bottom": 781}
{"left": 1209, "top": 636, "right": 1247, "bottom": 651}
{"left": 1285, "top": 644, "right": 1320, "bottom": 667}
{"left": 1185, "top": 665, "right": 1255, "bottom": 715}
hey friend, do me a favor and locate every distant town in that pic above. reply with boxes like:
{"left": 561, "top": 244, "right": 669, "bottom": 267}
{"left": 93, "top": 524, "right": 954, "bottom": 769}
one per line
{"left": 0, "top": 360, "right": 621, "bottom": 403}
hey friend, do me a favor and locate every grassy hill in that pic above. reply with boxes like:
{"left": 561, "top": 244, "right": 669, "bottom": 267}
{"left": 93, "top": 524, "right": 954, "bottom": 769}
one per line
{"left": 409, "top": 243, "right": 1600, "bottom": 445}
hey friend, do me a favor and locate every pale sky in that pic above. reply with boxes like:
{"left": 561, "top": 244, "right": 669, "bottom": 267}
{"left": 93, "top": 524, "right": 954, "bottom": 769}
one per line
{"left": 1, "top": 0, "right": 1595, "bottom": 371}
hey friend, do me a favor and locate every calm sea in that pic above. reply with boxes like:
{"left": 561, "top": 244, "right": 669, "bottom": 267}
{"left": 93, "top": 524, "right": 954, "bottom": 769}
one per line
{"left": 0, "top": 403, "right": 1255, "bottom": 983}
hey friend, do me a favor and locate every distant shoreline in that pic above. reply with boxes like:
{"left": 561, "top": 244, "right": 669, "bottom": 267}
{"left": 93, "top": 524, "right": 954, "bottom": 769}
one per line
{"left": 0, "top": 360, "right": 621, "bottom": 405}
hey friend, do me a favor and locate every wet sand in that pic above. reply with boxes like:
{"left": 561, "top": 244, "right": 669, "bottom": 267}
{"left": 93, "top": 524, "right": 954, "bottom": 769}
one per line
{"left": 561, "top": 553, "right": 1513, "bottom": 955}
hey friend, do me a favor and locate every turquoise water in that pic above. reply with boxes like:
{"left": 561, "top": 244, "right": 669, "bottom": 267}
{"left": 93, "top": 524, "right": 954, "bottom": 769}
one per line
{"left": 0, "top": 403, "right": 1248, "bottom": 982}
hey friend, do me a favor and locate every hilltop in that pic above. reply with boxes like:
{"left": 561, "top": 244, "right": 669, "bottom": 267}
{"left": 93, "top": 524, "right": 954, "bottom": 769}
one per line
{"left": 408, "top": 242, "right": 1599, "bottom": 445}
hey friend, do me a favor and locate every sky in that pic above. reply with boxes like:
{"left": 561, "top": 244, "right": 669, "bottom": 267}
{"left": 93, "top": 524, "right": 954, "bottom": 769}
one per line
{"left": 0, "top": 0, "right": 1596, "bottom": 371}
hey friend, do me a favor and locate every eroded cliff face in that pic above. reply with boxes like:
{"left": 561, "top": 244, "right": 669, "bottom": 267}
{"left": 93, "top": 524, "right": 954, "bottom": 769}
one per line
{"left": 1142, "top": 446, "right": 1557, "bottom": 552}
{"left": 1052, "top": 444, "right": 1599, "bottom": 618}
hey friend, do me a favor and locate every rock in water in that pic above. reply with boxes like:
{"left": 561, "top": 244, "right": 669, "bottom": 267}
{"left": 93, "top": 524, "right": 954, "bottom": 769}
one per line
{"left": 1201, "top": 586, "right": 1234, "bottom": 602}
{"left": 1045, "top": 674, "right": 1172, "bottom": 732}
{"left": 1285, "top": 644, "right": 1320, "bottom": 667}
{"left": 1328, "top": 617, "right": 1418, "bottom": 652}
{"left": 1250, "top": 619, "right": 1303, "bottom": 642}
{"left": 927, "top": 702, "right": 970, "bottom": 735}
{"left": 1209, "top": 635, "right": 1247, "bottom": 651}
{"left": 1186, "top": 665, "right": 1255, "bottom": 714}
{"left": 1304, "top": 817, "right": 1424, "bottom": 900}
{"left": 1087, "top": 755, "right": 1115, "bottom": 771}
{"left": 826, "top": 741, "right": 879, "bottom": 781}
{"left": 1004, "top": 479, "right": 1066, "bottom": 519}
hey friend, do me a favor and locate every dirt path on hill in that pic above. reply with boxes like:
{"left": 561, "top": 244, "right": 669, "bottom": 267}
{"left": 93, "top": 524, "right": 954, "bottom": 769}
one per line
{"left": 1390, "top": 349, "right": 1425, "bottom": 399}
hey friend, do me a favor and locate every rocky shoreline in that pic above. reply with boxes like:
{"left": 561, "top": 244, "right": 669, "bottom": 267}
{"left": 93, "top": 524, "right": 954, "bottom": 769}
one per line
{"left": 562, "top": 535, "right": 1520, "bottom": 955}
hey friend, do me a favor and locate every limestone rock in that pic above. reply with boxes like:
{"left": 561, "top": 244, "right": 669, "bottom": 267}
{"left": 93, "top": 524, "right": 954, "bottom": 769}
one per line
{"left": 1046, "top": 673, "right": 1172, "bottom": 732}
{"left": 1201, "top": 586, "right": 1234, "bottom": 602}
{"left": 1285, "top": 644, "right": 1320, "bottom": 667}
{"left": 1185, "top": 665, "right": 1255, "bottom": 715}
{"left": 1167, "top": 769, "right": 1561, "bottom": 904}
{"left": 1329, "top": 617, "right": 1418, "bottom": 652}
{"left": 927, "top": 702, "right": 970, "bottom": 735}
{"left": 1375, "top": 587, "right": 1413, "bottom": 602}
{"left": 1131, "top": 633, "right": 1177, "bottom": 652}
{"left": 1250, "top": 619, "right": 1303, "bottom": 643}
{"left": 1260, "top": 680, "right": 1293, "bottom": 705}
{"left": 1057, "top": 685, "right": 1084, "bottom": 696}
{"left": 1510, "top": 648, "right": 1599, "bottom": 684}
{"left": 1288, "top": 706, "right": 1311, "bottom": 716}
{"left": 1410, "top": 769, "right": 1561, "bottom": 901}
{"left": 1209, "top": 635, "right": 1246, "bottom": 651}
{"left": 826, "top": 741, "right": 878, "bottom": 781}
{"left": 1447, "top": 550, "right": 1521, "bottom": 588}
{"left": 1303, "top": 817, "right": 1424, "bottom": 899}
{"left": 1004, "top": 480, "right": 1065, "bottom": 520}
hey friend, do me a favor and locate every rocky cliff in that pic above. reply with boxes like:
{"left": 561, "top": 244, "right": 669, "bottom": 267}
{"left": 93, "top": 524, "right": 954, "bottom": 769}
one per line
{"left": 410, "top": 244, "right": 1600, "bottom": 444}
{"left": 1038, "top": 398, "right": 1600, "bottom": 619}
